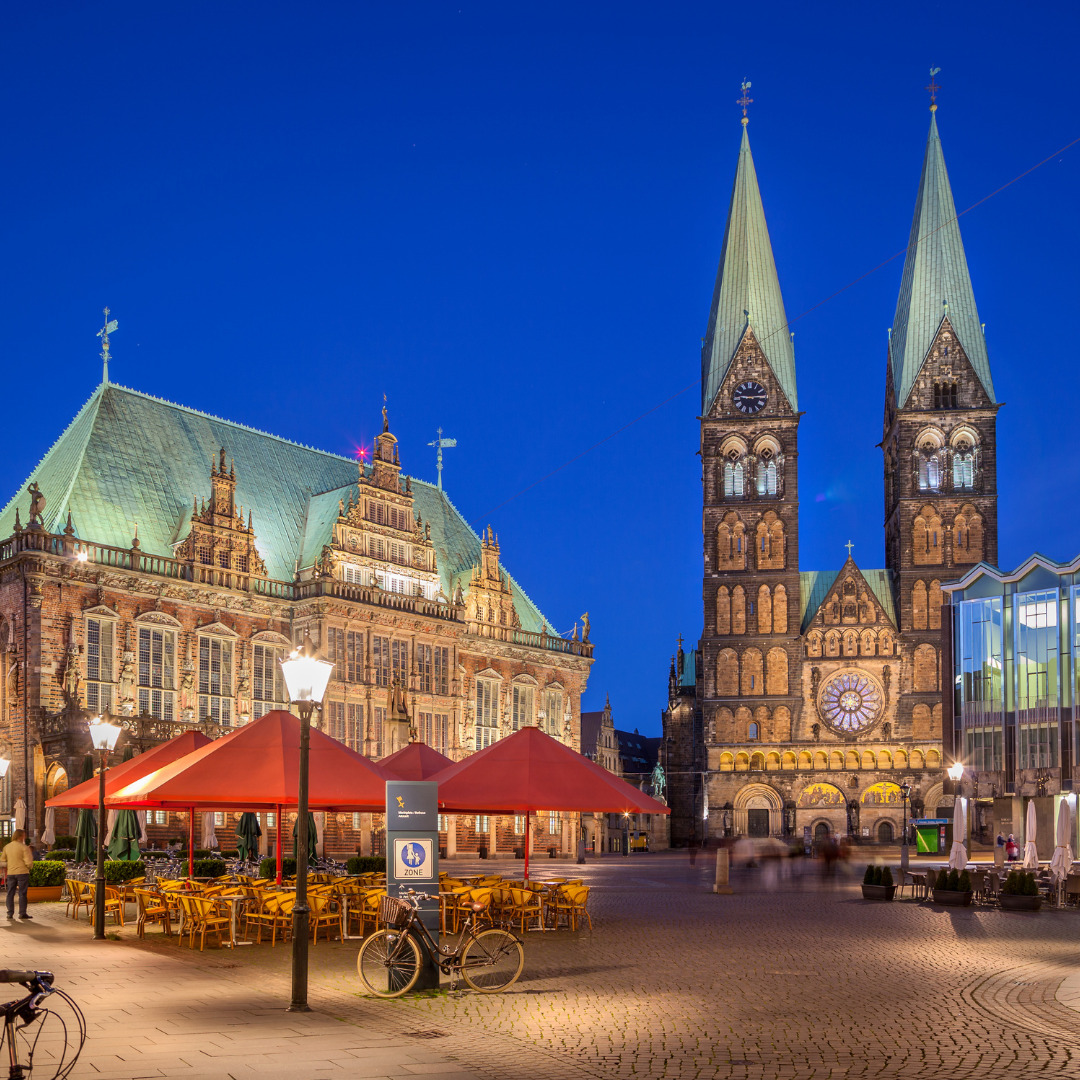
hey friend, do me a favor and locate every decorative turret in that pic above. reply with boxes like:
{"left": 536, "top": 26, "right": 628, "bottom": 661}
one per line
{"left": 464, "top": 526, "right": 520, "bottom": 629}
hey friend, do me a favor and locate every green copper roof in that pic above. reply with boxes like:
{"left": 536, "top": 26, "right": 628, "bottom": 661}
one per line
{"left": 799, "top": 567, "right": 897, "bottom": 633}
{"left": 890, "top": 112, "right": 995, "bottom": 408}
{"left": 702, "top": 124, "right": 797, "bottom": 413}
{"left": 0, "top": 382, "right": 550, "bottom": 632}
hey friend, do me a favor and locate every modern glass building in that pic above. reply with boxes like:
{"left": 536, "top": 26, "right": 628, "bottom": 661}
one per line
{"left": 943, "top": 555, "right": 1080, "bottom": 848}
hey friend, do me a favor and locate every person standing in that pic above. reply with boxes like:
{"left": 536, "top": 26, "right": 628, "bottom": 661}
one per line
{"left": 1, "top": 830, "right": 34, "bottom": 920}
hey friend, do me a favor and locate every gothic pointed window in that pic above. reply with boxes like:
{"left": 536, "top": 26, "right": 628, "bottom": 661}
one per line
{"left": 757, "top": 454, "right": 778, "bottom": 496}
{"left": 723, "top": 457, "right": 745, "bottom": 497}
{"left": 951, "top": 434, "right": 976, "bottom": 490}
{"left": 916, "top": 431, "right": 945, "bottom": 492}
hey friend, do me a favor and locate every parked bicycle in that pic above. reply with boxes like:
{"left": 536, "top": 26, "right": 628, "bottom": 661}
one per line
{"left": 0, "top": 970, "right": 86, "bottom": 1080}
{"left": 356, "top": 889, "right": 524, "bottom": 997}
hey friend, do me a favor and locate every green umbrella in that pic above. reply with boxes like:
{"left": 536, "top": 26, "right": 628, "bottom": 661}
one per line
{"left": 107, "top": 808, "right": 142, "bottom": 861}
{"left": 292, "top": 811, "right": 318, "bottom": 862}
{"left": 74, "top": 754, "right": 96, "bottom": 862}
{"left": 121, "top": 745, "right": 134, "bottom": 763}
{"left": 235, "top": 812, "right": 262, "bottom": 861}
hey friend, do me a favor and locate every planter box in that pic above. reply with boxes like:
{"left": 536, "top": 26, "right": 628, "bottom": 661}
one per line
{"left": 861, "top": 883, "right": 896, "bottom": 901}
{"left": 1000, "top": 893, "right": 1042, "bottom": 911}
{"left": 932, "top": 888, "right": 972, "bottom": 907}
{"left": 27, "top": 887, "right": 63, "bottom": 903}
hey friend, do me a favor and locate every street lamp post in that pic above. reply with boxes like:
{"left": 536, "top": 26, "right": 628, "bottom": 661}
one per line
{"left": 899, "top": 780, "right": 911, "bottom": 871}
{"left": 88, "top": 716, "right": 122, "bottom": 940}
{"left": 279, "top": 634, "right": 334, "bottom": 1013}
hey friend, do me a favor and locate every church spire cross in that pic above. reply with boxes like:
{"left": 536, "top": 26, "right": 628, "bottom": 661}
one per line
{"left": 737, "top": 79, "right": 753, "bottom": 124}
{"left": 845, "top": 540, "right": 854, "bottom": 559}
{"left": 926, "top": 67, "right": 941, "bottom": 112}
{"left": 96, "top": 307, "right": 118, "bottom": 385}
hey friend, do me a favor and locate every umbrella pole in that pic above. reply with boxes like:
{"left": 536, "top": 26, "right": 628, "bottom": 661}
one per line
{"left": 276, "top": 804, "right": 283, "bottom": 886}
{"left": 188, "top": 809, "right": 195, "bottom": 878}
{"left": 524, "top": 810, "right": 530, "bottom": 882}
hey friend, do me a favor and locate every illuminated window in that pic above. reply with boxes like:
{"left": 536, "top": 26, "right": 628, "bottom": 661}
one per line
{"left": 138, "top": 626, "right": 175, "bottom": 722}
{"left": 475, "top": 679, "right": 498, "bottom": 749}
{"left": 198, "top": 635, "right": 233, "bottom": 724}
{"left": 85, "top": 616, "right": 115, "bottom": 713}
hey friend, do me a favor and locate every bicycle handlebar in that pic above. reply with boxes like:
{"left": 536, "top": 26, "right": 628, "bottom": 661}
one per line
{"left": 0, "top": 970, "right": 51, "bottom": 985}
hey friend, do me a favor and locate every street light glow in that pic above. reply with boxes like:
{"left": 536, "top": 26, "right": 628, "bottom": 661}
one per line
{"left": 88, "top": 716, "right": 122, "bottom": 752}
{"left": 947, "top": 761, "right": 964, "bottom": 782}
{"left": 280, "top": 636, "right": 334, "bottom": 705}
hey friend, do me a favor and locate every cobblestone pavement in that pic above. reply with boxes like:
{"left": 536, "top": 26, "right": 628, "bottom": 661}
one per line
{"left": 5, "top": 853, "right": 1080, "bottom": 1079}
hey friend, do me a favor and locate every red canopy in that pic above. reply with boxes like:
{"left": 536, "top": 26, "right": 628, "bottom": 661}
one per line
{"left": 432, "top": 726, "right": 670, "bottom": 816}
{"left": 380, "top": 741, "right": 455, "bottom": 781}
{"left": 46, "top": 730, "right": 213, "bottom": 809}
{"left": 106, "top": 710, "right": 388, "bottom": 811}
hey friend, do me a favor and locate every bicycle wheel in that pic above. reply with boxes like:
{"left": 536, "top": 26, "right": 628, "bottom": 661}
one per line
{"left": 460, "top": 928, "right": 524, "bottom": 992}
{"left": 357, "top": 930, "right": 423, "bottom": 997}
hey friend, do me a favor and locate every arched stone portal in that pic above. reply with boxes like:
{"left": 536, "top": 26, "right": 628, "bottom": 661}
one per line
{"left": 733, "top": 783, "right": 783, "bottom": 837}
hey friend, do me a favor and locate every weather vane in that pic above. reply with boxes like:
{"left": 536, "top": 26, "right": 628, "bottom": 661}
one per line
{"left": 737, "top": 80, "right": 753, "bottom": 124}
{"left": 96, "top": 307, "right": 118, "bottom": 384}
{"left": 427, "top": 426, "right": 457, "bottom": 491}
{"left": 926, "top": 67, "right": 941, "bottom": 111}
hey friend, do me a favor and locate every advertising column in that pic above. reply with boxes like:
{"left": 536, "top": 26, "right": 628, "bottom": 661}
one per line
{"left": 386, "top": 780, "right": 440, "bottom": 990}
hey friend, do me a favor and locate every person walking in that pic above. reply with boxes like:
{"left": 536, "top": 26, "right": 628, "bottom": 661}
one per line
{"left": 1, "top": 829, "right": 34, "bottom": 920}
{"left": 1005, "top": 833, "right": 1019, "bottom": 862}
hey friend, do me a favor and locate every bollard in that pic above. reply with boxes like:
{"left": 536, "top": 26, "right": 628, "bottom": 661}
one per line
{"left": 713, "top": 847, "right": 733, "bottom": 894}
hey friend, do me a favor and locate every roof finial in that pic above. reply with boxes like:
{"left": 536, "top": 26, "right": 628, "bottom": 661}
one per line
{"left": 737, "top": 79, "right": 753, "bottom": 126}
{"left": 96, "top": 307, "right": 117, "bottom": 385}
{"left": 926, "top": 67, "right": 941, "bottom": 112}
{"left": 845, "top": 540, "right": 854, "bottom": 559}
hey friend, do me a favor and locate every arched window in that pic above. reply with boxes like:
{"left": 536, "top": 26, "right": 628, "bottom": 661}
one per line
{"left": 928, "top": 580, "right": 942, "bottom": 630}
{"left": 717, "top": 649, "right": 739, "bottom": 696}
{"left": 748, "top": 721, "right": 759, "bottom": 741}
{"left": 756, "top": 511, "right": 785, "bottom": 571}
{"left": 716, "top": 512, "right": 746, "bottom": 571}
{"left": 912, "top": 580, "right": 928, "bottom": 630}
{"left": 723, "top": 457, "right": 745, "bottom": 497}
{"left": 716, "top": 587, "right": 731, "bottom": 635}
{"left": 765, "top": 647, "right": 788, "bottom": 695}
{"left": 757, "top": 585, "right": 772, "bottom": 634}
{"left": 915, "top": 430, "right": 945, "bottom": 492}
{"left": 953, "top": 505, "right": 984, "bottom": 564}
{"left": 952, "top": 446, "right": 975, "bottom": 489}
{"left": 741, "top": 648, "right": 763, "bottom": 696}
{"left": 913, "top": 506, "right": 943, "bottom": 566}
{"left": 732, "top": 586, "right": 747, "bottom": 634}
{"left": 773, "top": 584, "right": 788, "bottom": 633}
{"left": 914, "top": 644, "right": 938, "bottom": 692}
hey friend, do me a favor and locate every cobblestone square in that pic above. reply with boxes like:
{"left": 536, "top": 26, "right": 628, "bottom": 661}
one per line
{"left": 4, "top": 854, "right": 1080, "bottom": 1079}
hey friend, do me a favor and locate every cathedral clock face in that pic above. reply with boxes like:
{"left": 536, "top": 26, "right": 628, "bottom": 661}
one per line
{"left": 733, "top": 381, "right": 767, "bottom": 414}
{"left": 818, "top": 671, "right": 883, "bottom": 734}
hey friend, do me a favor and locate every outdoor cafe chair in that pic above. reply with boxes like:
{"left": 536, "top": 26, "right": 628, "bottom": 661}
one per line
{"left": 563, "top": 885, "right": 592, "bottom": 931}
{"left": 134, "top": 887, "right": 173, "bottom": 939}
{"left": 253, "top": 893, "right": 295, "bottom": 946}
{"left": 87, "top": 884, "right": 125, "bottom": 928}
{"left": 308, "top": 894, "right": 340, "bottom": 944}
{"left": 348, "top": 889, "right": 382, "bottom": 937}
{"left": 183, "top": 895, "right": 230, "bottom": 950}
{"left": 450, "top": 888, "right": 493, "bottom": 933}
{"left": 65, "top": 880, "right": 92, "bottom": 920}
{"left": 1064, "top": 874, "right": 1080, "bottom": 906}
{"left": 507, "top": 887, "right": 544, "bottom": 933}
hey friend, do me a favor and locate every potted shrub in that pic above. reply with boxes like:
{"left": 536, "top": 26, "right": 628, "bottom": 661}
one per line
{"left": 931, "top": 867, "right": 973, "bottom": 907}
{"left": 27, "top": 860, "right": 65, "bottom": 903}
{"left": 1000, "top": 870, "right": 1042, "bottom": 911}
{"left": 861, "top": 864, "right": 897, "bottom": 901}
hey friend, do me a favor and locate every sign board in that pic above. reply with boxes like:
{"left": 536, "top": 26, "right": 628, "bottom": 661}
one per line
{"left": 386, "top": 780, "right": 440, "bottom": 989}
{"left": 393, "top": 838, "right": 435, "bottom": 881}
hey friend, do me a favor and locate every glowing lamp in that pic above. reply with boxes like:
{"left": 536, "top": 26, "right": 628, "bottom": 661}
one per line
{"left": 88, "top": 716, "right": 122, "bottom": 752}
{"left": 947, "top": 761, "right": 964, "bottom": 783}
{"left": 279, "top": 635, "right": 334, "bottom": 706}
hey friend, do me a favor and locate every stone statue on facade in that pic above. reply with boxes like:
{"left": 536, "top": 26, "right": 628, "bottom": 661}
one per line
{"left": 650, "top": 762, "right": 667, "bottom": 803}
{"left": 27, "top": 483, "right": 46, "bottom": 528}
{"left": 118, "top": 650, "right": 136, "bottom": 715}
{"left": 236, "top": 649, "right": 251, "bottom": 720}
{"left": 62, "top": 645, "right": 82, "bottom": 707}
{"left": 580, "top": 612, "right": 590, "bottom": 643}
{"left": 179, "top": 661, "right": 196, "bottom": 714}
{"left": 318, "top": 544, "right": 336, "bottom": 579}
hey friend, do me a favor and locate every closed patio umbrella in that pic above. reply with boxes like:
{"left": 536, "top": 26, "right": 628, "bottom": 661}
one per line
{"left": 107, "top": 808, "right": 142, "bottom": 861}
{"left": 948, "top": 796, "right": 968, "bottom": 870}
{"left": 13, "top": 798, "right": 25, "bottom": 831}
{"left": 41, "top": 807, "right": 56, "bottom": 848}
{"left": 73, "top": 754, "right": 96, "bottom": 862}
{"left": 1050, "top": 800, "right": 1073, "bottom": 883}
{"left": 1022, "top": 799, "right": 1040, "bottom": 869}
{"left": 292, "top": 811, "right": 318, "bottom": 862}
{"left": 201, "top": 812, "right": 219, "bottom": 850}
{"left": 235, "top": 812, "right": 261, "bottom": 861}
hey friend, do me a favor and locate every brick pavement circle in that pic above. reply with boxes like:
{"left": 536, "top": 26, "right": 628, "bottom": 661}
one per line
{"left": 5, "top": 854, "right": 1080, "bottom": 1079}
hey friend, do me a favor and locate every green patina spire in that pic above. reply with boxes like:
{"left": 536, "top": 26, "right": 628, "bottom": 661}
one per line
{"left": 701, "top": 120, "right": 797, "bottom": 413}
{"left": 890, "top": 109, "right": 995, "bottom": 407}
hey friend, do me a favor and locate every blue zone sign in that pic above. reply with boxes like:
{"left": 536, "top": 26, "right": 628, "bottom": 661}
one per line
{"left": 394, "top": 838, "right": 434, "bottom": 880}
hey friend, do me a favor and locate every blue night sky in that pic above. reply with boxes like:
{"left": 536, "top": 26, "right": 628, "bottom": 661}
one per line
{"left": 3, "top": 3, "right": 1079, "bottom": 735}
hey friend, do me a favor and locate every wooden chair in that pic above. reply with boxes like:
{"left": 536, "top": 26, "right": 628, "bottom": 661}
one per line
{"left": 88, "top": 884, "right": 125, "bottom": 928}
{"left": 563, "top": 885, "right": 592, "bottom": 930}
{"left": 134, "top": 888, "right": 173, "bottom": 939}
{"left": 308, "top": 893, "right": 340, "bottom": 944}
{"left": 507, "top": 887, "right": 544, "bottom": 933}
{"left": 65, "top": 880, "right": 92, "bottom": 920}
{"left": 186, "top": 895, "right": 230, "bottom": 950}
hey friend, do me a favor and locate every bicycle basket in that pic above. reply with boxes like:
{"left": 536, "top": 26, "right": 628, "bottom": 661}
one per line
{"left": 379, "top": 895, "right": 413, "bottom": 929}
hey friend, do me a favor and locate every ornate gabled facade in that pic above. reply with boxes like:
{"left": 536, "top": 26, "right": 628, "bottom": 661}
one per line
{"left": 663, "top": 103, "right": 998, "bottom": 846}
{"left": 0, "top": 379, "right": 592, "bottom": 857}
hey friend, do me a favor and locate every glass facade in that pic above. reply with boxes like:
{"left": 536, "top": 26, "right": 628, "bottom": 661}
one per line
{"left": 956, "top": 597, "right": 1003, "bottom": 771}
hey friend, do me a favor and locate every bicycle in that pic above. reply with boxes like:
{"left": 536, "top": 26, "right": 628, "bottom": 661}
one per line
{"left": 356, "top": 889, "right": 524, "bottom": 997}
{"left": 0, "top": 970, "right": 86, "bottom": 1080}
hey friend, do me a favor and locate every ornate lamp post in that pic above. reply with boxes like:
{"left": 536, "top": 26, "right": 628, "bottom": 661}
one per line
{"left": 279, "top": 634, "right": 333, "bottom": 1012}
{"left": 899, "top": 780, "right": 911, "bottom": 870}
{"left": 88, "top": 715, "right": 122, "bottom": 940}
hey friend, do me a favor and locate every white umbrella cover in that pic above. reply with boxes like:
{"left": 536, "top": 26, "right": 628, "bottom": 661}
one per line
{"left": 1022, "top": 799, "right": 1039, "bottom": 869}
{"left": 105, "top": 808, "right": 119, "bottom": 844}
{"left": 1050, "top": 800, "right": 1073, "bottom": 883}
{"left": 201, "top": 813, "right": 218, "bottom": 850}
{"left": 136, "top": 810, "right": 147, "bottom": 847}
{"left": 948, "top": 796, "right": 968, "bottom": 870}
{"left": 315, "top": 811, "right": 325, "bottom": 857}
{"left": 41, "top": 807, "right": 56, "bottom": 847}
{"left": 13, "top": 798, "right": 25, "bottom": 830}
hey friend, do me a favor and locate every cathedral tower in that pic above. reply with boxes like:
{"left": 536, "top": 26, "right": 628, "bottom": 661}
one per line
{"left": 687, "top": 113, "right": 802, "bottom": 843}
{"left": 883, "top": 104, "right": 1000, "bottom": 738}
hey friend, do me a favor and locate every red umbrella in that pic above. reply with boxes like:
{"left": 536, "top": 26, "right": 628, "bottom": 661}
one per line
{"left": 380, "top": 741, "right": 455, "bottom": 781}
{"left": 107, "top": 710, "right": 388, "bottom": 882}
{"left": 432, "top": 726, "right": 669, "bottom": 878}
{"left": 46, "top": 730, "right": 213, "bottom": 809}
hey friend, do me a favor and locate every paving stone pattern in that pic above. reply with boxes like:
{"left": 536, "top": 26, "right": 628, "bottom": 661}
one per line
{"left": 4, "top": 854, "right": 1080, "bottom": 1079}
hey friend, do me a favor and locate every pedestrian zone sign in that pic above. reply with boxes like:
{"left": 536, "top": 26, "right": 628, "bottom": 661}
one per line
{"left": 394, "top": 838, "right": 434, "bottom": 880}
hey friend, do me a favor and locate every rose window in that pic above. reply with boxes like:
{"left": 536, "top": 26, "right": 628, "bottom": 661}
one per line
{"left": 819, "top": 671, "right": 882, "bottom": 733}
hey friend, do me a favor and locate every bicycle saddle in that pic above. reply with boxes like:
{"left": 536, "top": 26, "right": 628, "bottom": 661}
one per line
{"left": 469, "top": 901, "right": 487, "bottom": 912}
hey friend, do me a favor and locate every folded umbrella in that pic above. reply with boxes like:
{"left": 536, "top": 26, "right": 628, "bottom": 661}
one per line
{"left": 235, "top": 812, "right": 261, "bottom": 861}
{"left": 73, "top": 754, "right": 96, "bottom": 862}
{"left": 107, "top": 808, "right": 142, "bottom": 861}
{"left": 1022, "top": 799, "right": 1039, "bottom": 869}
{"left": 292, "top": 811, "right": 318, "bottom": 862}
{"left": 947, "top": 796, "right": 968, "bottom": 870}
{"left": 1050, "top": 800, "right": 1073, "bottom": 883}
{"left": 41, "top": 807, "right": 56, "bottom": 848}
